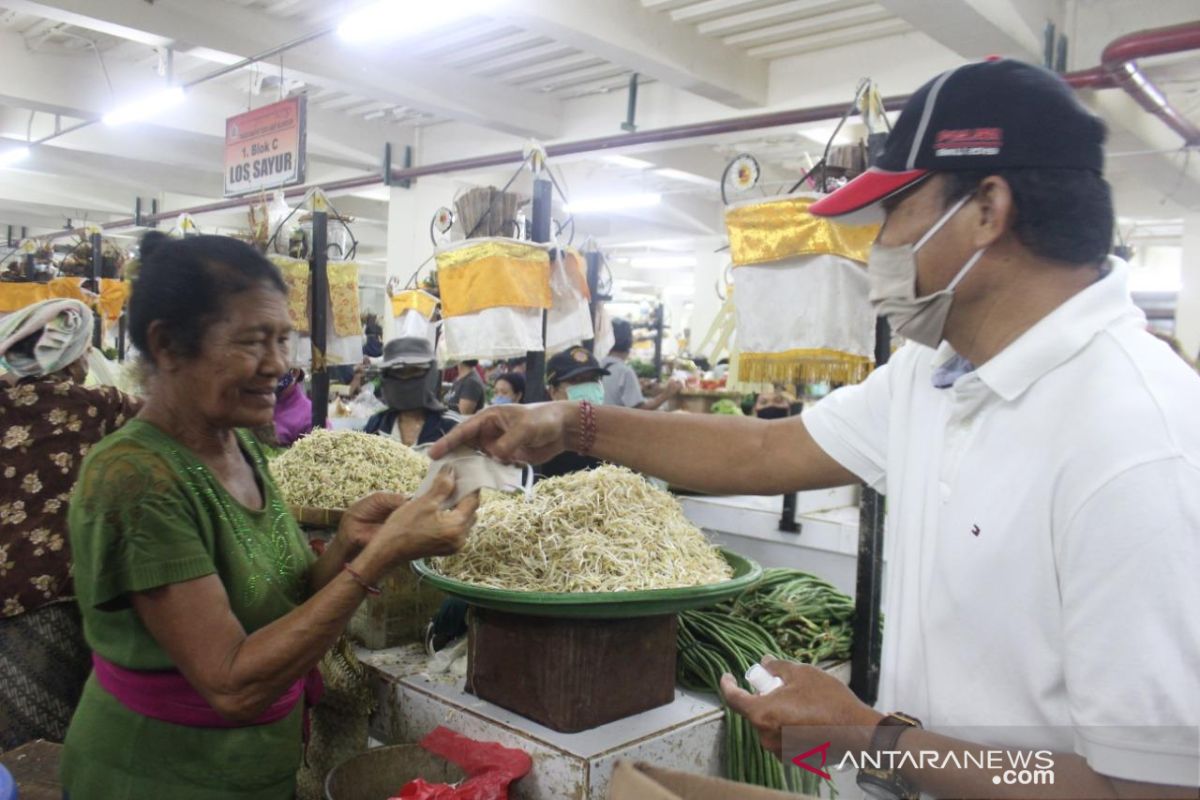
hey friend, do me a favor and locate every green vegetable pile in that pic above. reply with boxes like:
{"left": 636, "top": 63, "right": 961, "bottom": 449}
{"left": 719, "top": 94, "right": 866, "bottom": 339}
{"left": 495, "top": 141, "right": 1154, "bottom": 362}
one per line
{"left": 677, "top": 569, "right": 863, "bottom": 795}
{"left": 709, "top": 398, "right": 744, "bottom": 416}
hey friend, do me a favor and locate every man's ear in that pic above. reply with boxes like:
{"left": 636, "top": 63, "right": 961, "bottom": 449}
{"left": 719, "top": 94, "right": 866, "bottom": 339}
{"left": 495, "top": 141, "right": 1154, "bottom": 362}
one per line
{"left": 971, "top": 175, "right": 1015, "bottom": 249}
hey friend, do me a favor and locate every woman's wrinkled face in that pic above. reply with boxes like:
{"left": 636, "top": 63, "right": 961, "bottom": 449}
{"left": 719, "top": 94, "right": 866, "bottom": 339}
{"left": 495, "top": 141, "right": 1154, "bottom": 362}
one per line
{"left": 169, "top": 286, "right": 291, "bottom": 429}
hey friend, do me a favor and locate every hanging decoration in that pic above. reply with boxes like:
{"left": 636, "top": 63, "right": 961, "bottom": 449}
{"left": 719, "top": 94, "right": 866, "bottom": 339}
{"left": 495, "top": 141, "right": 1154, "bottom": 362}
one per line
{"left": 725, "top": 194, "right": 880, "bottom": 386}
{"left": 435, "top": 237, "right": 552, "bottom": 361}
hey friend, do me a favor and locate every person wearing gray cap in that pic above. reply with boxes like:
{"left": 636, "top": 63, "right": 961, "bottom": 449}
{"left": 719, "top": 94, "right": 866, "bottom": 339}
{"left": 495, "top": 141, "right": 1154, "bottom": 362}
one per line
{"left": 363, "top": 337, "right": 457, "bottom": 447}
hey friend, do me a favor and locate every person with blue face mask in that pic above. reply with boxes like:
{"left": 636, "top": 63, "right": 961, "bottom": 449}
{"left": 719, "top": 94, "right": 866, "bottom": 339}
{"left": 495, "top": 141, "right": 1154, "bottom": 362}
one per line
{"left": 536, "top": 346, "right": 610, "bottom": 480}
{"left": 490, "top": 372, "right": 524, "bottom": 406}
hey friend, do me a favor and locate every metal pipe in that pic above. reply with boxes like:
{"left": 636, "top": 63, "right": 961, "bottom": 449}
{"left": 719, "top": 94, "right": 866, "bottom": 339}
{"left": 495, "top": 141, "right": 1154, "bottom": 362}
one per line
{"left": 180, "top": 28, "right": 332, "bottom": 89}
{"left": 29, "top": 27, "right": 333, "bottom": 151}
{"left": 1064, "top": 21, "right": 1200, "bottom": 145}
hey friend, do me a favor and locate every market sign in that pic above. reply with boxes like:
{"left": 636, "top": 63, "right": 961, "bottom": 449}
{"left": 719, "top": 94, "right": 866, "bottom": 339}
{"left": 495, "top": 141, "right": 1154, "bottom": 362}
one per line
{"left": 223, "top": 96, "right": 306, "bottom": 197}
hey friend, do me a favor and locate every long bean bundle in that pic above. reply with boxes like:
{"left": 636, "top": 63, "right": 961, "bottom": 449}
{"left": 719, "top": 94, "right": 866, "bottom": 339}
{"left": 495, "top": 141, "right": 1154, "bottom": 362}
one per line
{"left": 677, "top": 610, "right": 828, "bottom": 796}
{"left": 272, "top": 430, "right": 429, "bottom": 509}
{"left": 730, "top": 569, "right": 857, "bottom": 664}
{"left": 431, "top": 466, "right": 732, "bottom": 592}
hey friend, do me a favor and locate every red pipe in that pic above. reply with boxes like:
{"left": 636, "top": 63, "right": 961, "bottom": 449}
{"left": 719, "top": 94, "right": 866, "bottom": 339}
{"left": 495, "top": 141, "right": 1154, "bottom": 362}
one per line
{"left": 1064, "top": 21, "right": 1200, "bottom": 145}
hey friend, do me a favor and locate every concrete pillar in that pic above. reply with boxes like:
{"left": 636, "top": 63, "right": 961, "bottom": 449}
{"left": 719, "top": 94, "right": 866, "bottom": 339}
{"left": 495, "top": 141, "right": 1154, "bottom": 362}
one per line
{"left": 1175, "top": 214, "right": 1200, "bottom": 361}
{"left": 384, "top": 177, "right": 452, "bottom": 341}
{"left": 688, "top": 249, "right": 727, "bottom": 355}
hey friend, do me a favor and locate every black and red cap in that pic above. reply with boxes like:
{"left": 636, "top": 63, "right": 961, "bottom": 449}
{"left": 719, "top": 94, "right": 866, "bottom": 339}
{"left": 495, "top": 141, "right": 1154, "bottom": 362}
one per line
{"left": 810, "top": 58, "right": 1107, "bottom": 219}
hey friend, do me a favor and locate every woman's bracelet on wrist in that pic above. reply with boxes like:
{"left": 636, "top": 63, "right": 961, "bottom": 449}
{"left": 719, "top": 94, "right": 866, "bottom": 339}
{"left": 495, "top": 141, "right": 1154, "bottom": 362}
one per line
{"left": 342, "top": 563, "right": 381, "bottom": 596}
{"left": 578, "top": 400, "right": 597, "bottom": 455}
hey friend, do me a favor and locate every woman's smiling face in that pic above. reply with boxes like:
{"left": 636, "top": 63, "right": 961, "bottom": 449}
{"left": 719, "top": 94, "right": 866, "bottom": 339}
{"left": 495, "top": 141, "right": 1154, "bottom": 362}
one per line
{"left": 163, "top": 285, "right": 292, "bottom": 430}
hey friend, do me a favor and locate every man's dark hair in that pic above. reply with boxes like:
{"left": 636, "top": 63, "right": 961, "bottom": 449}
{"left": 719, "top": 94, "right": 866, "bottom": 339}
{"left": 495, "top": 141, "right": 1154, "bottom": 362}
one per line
{"left": 941, "top": 169, "right": 1113, "bottom": 265}
{"left": 129, "top": 232, "right": 286, "bottom": 363}
{"left": 462, "top": 359, "right": 479, "bottom": 368}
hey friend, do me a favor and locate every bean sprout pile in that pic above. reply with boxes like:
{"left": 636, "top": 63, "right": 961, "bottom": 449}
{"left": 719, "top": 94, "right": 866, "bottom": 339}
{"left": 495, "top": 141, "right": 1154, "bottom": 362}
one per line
{"left": 432, "top": 465, "right": 732, "bottom": 593}
{"left": 272, "top": 430, "right": 429, "bottom": 509}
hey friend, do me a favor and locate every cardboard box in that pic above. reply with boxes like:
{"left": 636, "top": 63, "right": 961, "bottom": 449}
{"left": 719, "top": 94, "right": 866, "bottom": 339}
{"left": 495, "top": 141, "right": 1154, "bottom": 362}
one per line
{"left": 608, "top": 761, "right": 816, "bottom": 800}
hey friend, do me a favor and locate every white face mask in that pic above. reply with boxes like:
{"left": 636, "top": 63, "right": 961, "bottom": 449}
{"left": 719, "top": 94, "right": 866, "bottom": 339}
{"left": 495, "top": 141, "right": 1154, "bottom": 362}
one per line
{"left": 867, "top": 193, "right": 986, "bottom": 349}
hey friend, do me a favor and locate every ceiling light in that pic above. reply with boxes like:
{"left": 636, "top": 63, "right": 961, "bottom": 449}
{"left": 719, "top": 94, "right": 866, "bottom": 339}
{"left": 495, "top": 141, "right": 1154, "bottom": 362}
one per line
{"left": 338, "top": 0, "right": 494, "bottom": 41}
{"left": 0, "top": 146, "right": 31, "bottom": 168}
{"left": 630, "top": 255, "right": 696, "bottom": 269}
{"left": 565, "top": 193, "right": 661, "bottom": 215}
{"left": 103, "top": 86, "right": 185, "bottom": 126}
{"left": 602, "top": 154, "right": 655, "bottom": 170}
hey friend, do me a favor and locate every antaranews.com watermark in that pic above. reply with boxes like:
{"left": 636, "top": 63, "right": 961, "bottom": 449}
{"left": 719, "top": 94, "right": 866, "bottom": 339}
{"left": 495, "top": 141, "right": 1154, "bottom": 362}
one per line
{"left": 784, "top": 725, "right": 1199, "bottom": 797}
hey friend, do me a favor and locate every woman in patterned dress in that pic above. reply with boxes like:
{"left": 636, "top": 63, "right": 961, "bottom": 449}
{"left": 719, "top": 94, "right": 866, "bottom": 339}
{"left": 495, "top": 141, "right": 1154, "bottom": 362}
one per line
{"left": 0, "top": 298, "right": 141, "bottom": 750}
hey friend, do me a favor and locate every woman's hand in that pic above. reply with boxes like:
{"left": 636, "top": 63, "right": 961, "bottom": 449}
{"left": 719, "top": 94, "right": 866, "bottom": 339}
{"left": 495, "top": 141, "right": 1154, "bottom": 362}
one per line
{"left": 428, "top": 402, "right": 575, "bottom": 465}
{"left": 361, "top": 469, "right": 480, "bottom": 567}
{"left": 335, "top": 491, "right": 408, "bottom": 554}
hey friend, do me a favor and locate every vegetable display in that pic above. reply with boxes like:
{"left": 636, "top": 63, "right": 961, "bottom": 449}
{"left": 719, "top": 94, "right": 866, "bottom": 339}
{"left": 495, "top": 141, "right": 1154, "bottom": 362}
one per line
{"left": 272, "top": 429, "right": 429, "bottom": 509}
{"left": 709, "top": 398, "right": 744, "bottom": 416}
{"left": 676, "top": 569, "right": 860, "bottom": 796}
{"left": 431, "top": 465, "right": 732, "bottom": 593}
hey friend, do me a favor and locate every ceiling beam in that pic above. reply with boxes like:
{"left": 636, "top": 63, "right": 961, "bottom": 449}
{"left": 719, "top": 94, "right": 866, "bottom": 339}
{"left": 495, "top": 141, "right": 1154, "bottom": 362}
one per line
{"left": 495, "top": 0, "right": 769, "bottom": 109}
{"left": 0, "top": 33, "right": 400, "bottom": 171}
{"left": 873, "top": 0, "right": 1052, "bottom": 59}
{"left": 4, "top": 0, "right": 564, "bottom": 138}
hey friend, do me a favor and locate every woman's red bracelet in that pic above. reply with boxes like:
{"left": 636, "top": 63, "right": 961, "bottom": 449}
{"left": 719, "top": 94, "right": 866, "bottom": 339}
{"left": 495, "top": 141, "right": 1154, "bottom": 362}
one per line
{"left": 343, "top": 563, "right": 381, "bottom": 596}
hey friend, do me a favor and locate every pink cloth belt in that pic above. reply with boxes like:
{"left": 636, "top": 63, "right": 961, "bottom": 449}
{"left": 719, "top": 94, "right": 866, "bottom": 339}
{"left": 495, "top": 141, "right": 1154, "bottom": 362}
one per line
{"left": 91, "top": 652, "right": 323, "bottom": 733}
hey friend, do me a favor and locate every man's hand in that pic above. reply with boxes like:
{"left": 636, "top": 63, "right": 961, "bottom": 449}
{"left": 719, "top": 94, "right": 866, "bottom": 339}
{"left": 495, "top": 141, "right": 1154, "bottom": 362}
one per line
{"left": 720, "top": 656, "right": 882, "bottom": 756}
{"left": 428, "top": 403, "right": 575, "bottom": 464}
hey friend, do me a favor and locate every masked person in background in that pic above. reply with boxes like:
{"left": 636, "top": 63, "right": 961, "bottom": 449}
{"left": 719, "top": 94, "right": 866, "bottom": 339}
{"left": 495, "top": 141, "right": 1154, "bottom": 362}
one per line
{"left": 602, "top": 318, "right": 681, "bottom": 410}
{"left": 491, "top": 372, "right": 525, "bottom": 406}
{"left": 363, "top": 337, "right": 457, "bottom": 447}
{"left": 536, "top": 346, "right": 609, "bottom": 479}
{"left": 754, "top": 386, "right": 797, "bottom": 420}
{"left": 272, "top": 368, "right": 314, "bottom": 447}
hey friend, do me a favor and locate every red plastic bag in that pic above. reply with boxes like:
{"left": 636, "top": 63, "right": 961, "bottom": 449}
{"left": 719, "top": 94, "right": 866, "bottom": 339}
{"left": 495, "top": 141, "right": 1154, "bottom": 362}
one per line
{"left": 390, "top": 727, "right": 532, "bottom": 800}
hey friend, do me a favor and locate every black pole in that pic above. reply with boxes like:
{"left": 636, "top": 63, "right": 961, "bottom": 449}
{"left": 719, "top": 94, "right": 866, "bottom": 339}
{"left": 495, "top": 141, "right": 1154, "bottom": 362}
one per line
{"left": 583, "top": 250, "right": 604, "bottom": 353}
{"left": 117, "top": 314, "right": 127, "bottom": 362}
{"left": 90, "top": 232, "right": 103, "bottom": 348}
{"left": 849, "top": 131, "right": 891, "bottom": 706}
{"left": 652, "top": 302, "right": 664, "bottom": 379}
{"left": 524, "top": 175, "right": 553, "bottom": 403}
{"left": 24, "top": 253, "right": 35, "bottom": 281}
{"left": 849, "top": 316, "right": 891, "bottom": 705}
{"left": 310, "top": 207, "right": 330, "bottom": 428}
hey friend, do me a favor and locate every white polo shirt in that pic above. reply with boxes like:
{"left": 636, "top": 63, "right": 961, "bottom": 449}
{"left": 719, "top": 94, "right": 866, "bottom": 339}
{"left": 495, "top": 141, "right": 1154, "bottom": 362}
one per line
{"left": 803, "top": 259, "right": 1200, "bottom": 786}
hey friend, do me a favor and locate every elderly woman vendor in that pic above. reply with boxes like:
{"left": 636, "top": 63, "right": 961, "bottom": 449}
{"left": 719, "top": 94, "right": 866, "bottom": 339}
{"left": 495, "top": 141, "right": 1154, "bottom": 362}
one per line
{"left": 61, "top": 232, "right": 479, "bottom": 799}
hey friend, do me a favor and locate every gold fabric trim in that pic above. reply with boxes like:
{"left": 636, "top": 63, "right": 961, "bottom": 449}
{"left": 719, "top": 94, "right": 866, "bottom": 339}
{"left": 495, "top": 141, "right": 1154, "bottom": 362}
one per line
{"left": 436, "top": 238, "right": 551, "bottom": 318}
{"left": 737, "top": 348, "right": 874, "bottom": 385}
{"left": 725, "top": 196, "right": 880, "bottom": 267}
{"left": 327, "top": 262, "right": 361, "bottom": 337}
{"left": 271, "top": 255, "right": 310, "bottom": 334}
{"left": 391, "top": 290, "right": 439, "bottom": 320}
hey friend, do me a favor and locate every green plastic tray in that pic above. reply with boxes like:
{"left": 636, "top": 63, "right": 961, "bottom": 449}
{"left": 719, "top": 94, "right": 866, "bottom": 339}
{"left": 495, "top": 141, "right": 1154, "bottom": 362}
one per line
{"left": 410, "top": 548, "right": 762, "bottom": 619}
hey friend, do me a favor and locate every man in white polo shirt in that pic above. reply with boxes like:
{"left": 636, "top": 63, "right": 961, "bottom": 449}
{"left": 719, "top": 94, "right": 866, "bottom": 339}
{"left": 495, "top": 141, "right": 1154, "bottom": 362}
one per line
{"left": 432, "top": 59, "right": 1199, "bottom": 798}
